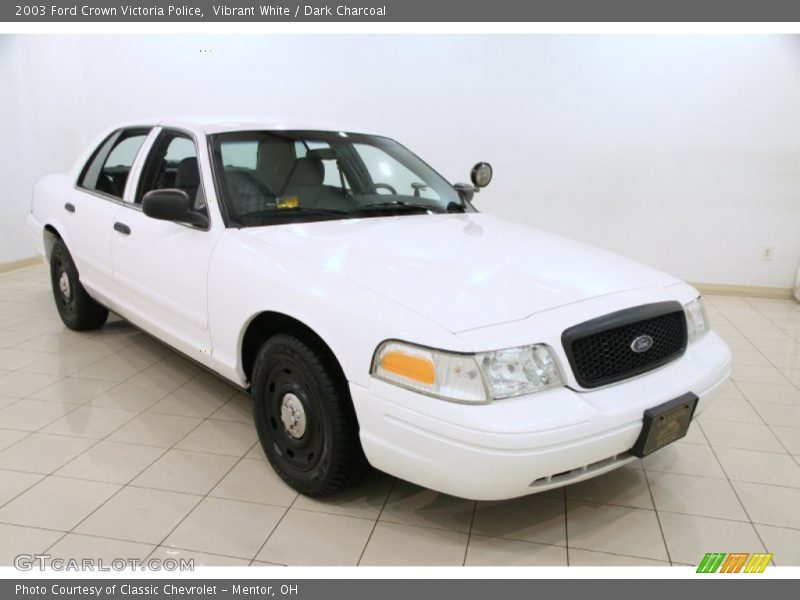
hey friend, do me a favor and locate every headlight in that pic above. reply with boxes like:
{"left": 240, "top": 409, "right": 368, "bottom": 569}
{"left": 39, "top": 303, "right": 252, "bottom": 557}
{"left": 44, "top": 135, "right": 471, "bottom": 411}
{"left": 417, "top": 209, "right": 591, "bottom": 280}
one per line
{"left": 684, "top": 296, "right": 710, "bottom": 341}
{"left": 371, "top": 340, "right": 562, "bottom": 403}
{"left": 478, "top": 344, "right": 562, "bottom": 398}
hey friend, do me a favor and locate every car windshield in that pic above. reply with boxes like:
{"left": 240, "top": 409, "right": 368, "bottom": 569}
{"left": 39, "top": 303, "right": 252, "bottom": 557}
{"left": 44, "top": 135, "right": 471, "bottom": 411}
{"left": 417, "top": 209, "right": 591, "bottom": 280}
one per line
{"left": 209, "top": 130, "right": 468, "bottom": 227}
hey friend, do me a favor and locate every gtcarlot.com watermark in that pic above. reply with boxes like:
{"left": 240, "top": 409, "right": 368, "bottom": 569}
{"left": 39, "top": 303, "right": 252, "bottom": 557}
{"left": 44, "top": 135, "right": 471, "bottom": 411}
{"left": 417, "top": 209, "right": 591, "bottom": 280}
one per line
{"left": 14, "top": 554, "right": 194, "bottom": 572}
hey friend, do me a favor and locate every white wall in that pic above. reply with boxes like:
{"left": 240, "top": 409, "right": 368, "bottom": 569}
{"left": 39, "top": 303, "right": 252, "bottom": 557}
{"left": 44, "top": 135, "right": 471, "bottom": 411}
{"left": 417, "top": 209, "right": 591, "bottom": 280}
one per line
{"left": 2, "top": 34, "right": 799, "bottom": 287}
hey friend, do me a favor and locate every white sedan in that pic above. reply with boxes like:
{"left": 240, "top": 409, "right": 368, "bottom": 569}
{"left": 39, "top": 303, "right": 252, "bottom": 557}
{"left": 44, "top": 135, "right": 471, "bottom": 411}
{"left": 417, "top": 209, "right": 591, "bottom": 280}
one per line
{"left": 27, "top": 117, "right": 732, "bottom": 500}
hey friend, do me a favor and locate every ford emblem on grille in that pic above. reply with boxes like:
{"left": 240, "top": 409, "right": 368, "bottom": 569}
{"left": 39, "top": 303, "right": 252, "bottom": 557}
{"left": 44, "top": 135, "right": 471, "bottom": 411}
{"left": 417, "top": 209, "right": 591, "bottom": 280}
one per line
{"left": 630, "top": 335, "right": 655, "bottom": 353}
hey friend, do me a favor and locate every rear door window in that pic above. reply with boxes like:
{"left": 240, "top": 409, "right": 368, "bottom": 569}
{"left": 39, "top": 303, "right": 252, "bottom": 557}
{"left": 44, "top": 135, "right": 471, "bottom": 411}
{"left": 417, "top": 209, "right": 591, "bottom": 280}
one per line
{"left": 78, "top": 128, "right": 150, "bottom": 199}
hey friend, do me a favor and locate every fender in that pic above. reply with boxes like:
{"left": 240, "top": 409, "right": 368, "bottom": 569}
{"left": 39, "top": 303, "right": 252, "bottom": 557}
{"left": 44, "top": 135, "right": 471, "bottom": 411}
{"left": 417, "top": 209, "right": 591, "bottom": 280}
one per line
{"left": 207, "top": 229, "right": 470, "bottom": 389}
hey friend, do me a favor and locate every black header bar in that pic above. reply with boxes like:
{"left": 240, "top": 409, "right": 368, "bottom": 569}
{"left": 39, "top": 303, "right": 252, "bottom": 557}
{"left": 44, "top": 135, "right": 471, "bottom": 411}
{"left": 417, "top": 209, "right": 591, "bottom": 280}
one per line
{"left": 6, "top": 0, "right": 800, "bottom": 22}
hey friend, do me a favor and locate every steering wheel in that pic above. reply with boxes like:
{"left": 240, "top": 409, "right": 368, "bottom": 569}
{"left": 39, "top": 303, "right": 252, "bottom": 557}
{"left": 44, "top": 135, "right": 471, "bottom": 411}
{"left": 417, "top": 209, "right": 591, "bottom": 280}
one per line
{"left": 370, "top": 183, "right": 398, "bottom": 195}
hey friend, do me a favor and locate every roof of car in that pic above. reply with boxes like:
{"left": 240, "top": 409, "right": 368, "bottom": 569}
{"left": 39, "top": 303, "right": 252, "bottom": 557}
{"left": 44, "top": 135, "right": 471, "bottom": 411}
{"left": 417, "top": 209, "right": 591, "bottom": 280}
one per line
{"left": 139, "top": 115, "right": 378, "bottom": 136}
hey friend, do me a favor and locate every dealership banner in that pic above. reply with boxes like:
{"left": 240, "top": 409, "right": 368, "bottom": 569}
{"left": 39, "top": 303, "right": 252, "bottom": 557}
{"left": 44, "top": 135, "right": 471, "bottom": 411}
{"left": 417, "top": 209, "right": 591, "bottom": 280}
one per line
{"left": 2, "top": 579, "right": 795, "bottom": 599}
{"left": 7, "top": 0, "right": 800, "bottom": 22}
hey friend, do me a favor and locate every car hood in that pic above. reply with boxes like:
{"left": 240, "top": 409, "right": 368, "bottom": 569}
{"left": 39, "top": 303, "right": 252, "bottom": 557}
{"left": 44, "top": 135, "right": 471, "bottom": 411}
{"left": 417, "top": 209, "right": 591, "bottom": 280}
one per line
{"left": 243, "top": 213, "right": 680, "bottom": 333}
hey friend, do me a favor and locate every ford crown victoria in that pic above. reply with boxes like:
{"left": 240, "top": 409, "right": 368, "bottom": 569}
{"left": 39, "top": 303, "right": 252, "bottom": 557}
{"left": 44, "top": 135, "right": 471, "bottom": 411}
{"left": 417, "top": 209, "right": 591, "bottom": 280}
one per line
{"left": 27, "top": 117, "right": 732, "bottom": 499}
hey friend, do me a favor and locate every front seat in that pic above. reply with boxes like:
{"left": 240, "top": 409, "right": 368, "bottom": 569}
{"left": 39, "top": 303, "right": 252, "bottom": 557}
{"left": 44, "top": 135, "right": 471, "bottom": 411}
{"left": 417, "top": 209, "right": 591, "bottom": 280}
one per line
{"left": 174, "top": 157, "right": 203, "bottom": 209}
{"left": 256, "top": 138, "right": 296, "bottom": 193}
{"left": 283, "top": 157, "right": 325, "bottom": 207}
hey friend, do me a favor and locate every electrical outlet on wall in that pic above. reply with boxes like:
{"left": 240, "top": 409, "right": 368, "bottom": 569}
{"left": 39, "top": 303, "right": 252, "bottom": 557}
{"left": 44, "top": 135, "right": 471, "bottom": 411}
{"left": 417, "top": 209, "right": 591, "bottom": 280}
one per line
{"left": 761, "top": 246, "right": 775, "bottom": 261}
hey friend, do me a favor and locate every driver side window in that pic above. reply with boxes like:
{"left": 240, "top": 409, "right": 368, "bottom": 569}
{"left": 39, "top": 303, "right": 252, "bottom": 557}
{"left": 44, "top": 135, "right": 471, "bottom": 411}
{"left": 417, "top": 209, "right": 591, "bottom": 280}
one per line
{"left": 136, "top": 130, "right": 207, "bottom": 214}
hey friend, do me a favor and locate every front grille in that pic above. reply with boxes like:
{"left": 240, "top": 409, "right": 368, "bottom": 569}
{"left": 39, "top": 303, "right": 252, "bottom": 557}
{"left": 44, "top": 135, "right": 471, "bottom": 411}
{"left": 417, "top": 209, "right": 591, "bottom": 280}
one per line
{"left": 562, "top": 301, "right": 688, "bottom": 389}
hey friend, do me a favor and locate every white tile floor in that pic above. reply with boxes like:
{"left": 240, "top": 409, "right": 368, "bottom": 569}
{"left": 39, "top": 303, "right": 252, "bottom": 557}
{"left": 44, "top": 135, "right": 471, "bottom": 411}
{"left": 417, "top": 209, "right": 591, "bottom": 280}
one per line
{"left": 1, "top": 262, "right": 800, "bottom": 566}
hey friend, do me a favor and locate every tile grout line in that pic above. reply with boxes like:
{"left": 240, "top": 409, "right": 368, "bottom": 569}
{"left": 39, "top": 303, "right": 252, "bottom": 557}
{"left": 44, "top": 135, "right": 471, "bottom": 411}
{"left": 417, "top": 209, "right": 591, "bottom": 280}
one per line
{"left": 355, "top": 477, "right": 397, "bottom": 566}
{"left": 651, "top": 298, "right": 800, "bottom": 559}
{"left": 0, "top": 512, "right": 686, "bottom": 567}
{"left": 7, "top": 317, "right": 149, "bottom": 396}
{"left": 727, "top": 374, "right": 800, "bottom": 469}
{"left": 716, "top": 299, "right": 800, "bottom": 468}
{"left": 697, "top": 384, "right": 772, "bottom": 559}
{"left": 246, "top": 504, "right": 291, "bottom": 566}
{"left": 0, "top": 412, "right": 113, "bottom": 515}
{"left": 733, "top": 298, "right": 799, "bottom": 385}
{"left": 37, "top": 360, "right": 230, "bottom": 555}
{"left": 0, "top": 326, "right": 165, "bottom": 460}
{"left": 563, "top": 490, "right": 570, "bottom": 567}
{"left": 0, "top": 399, "right": 84, "bottom": 437}
{"left": 143, "top": 437, "right": 266, "bottom": 564}
{"left": 41, "top": 526, "right": 262, "bottom": 566}
{"left": 0, "top": 470, "right": 46, "bottom": 512}
{"left": 460, "top": 499, "right": 479, "bottom": 566}
{"left": 41, "top": 442, "right": 179, "bottom": 554}
{"left": 640, "top": 466, "right": 673, "bottom": 566}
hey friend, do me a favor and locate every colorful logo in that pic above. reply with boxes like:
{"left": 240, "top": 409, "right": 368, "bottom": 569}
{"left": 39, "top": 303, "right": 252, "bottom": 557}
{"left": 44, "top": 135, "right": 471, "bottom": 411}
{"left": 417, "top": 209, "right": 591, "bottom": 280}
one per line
{"left": 696, "top": 552, "right": 773, "bottom": 573}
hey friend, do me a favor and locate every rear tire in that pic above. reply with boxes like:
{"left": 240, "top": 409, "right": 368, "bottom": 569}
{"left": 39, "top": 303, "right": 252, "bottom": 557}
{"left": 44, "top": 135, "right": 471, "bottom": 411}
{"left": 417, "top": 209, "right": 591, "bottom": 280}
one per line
{"left": 252, "top": 334, "right": 367, "bottom": 496}
{"left": 50, "top": 238, "right": 108, "bottom": 331}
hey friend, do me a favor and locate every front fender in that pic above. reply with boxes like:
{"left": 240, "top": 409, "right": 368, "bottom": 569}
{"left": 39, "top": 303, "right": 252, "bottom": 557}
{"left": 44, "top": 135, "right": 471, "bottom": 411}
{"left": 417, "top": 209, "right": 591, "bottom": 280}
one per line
{"left": 207, "top": 230, "right": 468, "bottom": 388}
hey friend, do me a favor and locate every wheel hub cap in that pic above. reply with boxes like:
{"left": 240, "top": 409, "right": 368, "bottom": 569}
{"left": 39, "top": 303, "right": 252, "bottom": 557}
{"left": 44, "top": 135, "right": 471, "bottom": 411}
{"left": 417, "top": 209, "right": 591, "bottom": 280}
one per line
{"left": 280, "top": 393, "right": 307, "bottom": 439}
{"left": 58, "top": 272, "right": 71, "bottom": 300}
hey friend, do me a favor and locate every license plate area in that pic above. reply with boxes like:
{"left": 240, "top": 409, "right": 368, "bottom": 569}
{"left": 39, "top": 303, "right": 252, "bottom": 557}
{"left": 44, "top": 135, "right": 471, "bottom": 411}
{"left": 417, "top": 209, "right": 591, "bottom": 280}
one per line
{"left": 630, "top": 392, "right": 698, "bottom": 458}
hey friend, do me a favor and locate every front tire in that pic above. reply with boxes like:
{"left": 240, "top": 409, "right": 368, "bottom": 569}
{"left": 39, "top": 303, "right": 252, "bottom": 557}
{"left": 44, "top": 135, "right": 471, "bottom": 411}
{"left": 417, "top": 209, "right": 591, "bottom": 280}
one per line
{"left": 252, "top": 334, "right": 367, "bottom": 496}
{"left": 50, "top": 239, "right": 108, "bottom": 331}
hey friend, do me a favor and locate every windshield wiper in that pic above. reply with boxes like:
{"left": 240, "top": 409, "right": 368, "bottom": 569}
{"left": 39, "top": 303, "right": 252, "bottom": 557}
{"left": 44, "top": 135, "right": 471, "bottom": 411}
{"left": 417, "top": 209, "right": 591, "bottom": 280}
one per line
{"left": 352, "top": 201, "right": 445, "bottom": 214}
{"left": 287, "top": 208, "right": 349, "bottom": 215}
{"left": 240, "top": 207, "right": 349, "bottom": 218}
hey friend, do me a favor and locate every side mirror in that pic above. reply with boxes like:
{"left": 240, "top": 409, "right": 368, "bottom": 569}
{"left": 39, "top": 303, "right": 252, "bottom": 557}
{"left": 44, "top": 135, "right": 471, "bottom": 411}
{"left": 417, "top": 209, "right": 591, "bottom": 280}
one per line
{"left": 470, "top": 162, "right": 493, "bottom": 189}
{"left": 142, "top": 189, "right": 208, "bottom": 228}
{"left": 454, "top": 162, "right": 492, "bottom": 203}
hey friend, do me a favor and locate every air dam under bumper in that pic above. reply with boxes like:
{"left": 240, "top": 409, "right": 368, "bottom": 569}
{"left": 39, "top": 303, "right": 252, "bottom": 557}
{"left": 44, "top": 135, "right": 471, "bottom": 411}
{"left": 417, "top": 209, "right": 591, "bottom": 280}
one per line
{"left": 351, "top": 331, "right": 731, "bottom": 500}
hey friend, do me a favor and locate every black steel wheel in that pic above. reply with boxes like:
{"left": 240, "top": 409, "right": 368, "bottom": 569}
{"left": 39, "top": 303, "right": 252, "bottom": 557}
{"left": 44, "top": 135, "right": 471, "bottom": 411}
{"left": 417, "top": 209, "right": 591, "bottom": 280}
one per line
{"left": 49, "top": 239, "right": 108, "bottom": 331}
{"left": 252, "top": 334, "right": 366, "bottom": 496}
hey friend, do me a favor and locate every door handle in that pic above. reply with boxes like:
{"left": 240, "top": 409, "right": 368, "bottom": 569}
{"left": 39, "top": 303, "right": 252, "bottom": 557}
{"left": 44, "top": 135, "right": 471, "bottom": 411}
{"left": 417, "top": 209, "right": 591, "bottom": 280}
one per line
{"left": 113, "top": 222, "right": 131, "bottom": 235}
{"left": 64, "top": 202, "right": 75, "bottom": 213}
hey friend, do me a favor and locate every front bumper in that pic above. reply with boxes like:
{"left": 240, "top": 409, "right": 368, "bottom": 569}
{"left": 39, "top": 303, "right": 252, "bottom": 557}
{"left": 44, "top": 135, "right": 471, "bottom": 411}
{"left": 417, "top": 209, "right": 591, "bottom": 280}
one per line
{"left": 351, "top": 331, "right": 731, "bottom": 500}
